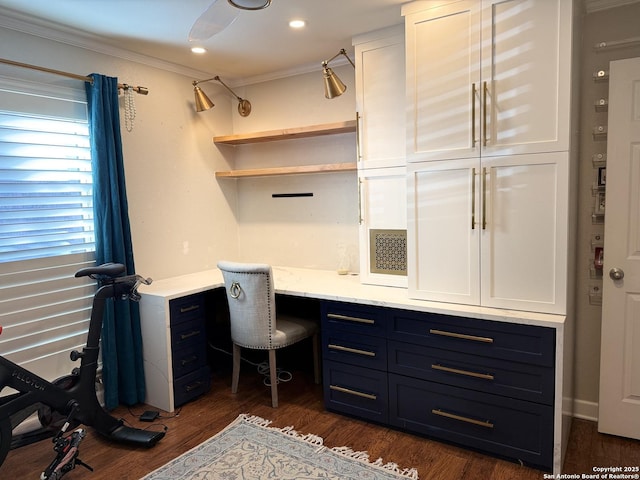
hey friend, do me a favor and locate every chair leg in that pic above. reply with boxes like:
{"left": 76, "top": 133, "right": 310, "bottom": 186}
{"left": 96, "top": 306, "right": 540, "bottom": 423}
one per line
{"left": 312, "top": 332, "right": 321, "bottom": 384}
{"left": 268, "top": 349, "right": 278, "bottom": 408}
{"left": 231, "top": 343, "right": 241, "bottom": 394}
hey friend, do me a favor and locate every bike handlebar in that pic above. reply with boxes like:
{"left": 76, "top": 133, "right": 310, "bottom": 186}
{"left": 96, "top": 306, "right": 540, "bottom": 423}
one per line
{"left": 75, "top": 264, "right": 152, "bottom": 301}
{"left": 123, "top": 275, "right": 152, "bottom": 301}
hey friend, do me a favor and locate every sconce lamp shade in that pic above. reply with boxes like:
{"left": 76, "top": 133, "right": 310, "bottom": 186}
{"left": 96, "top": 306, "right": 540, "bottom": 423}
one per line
{"left": 321, "top": 48, "right": 355, "bottom": 99}
{"left": 194, "top": 85, "right": 215, "bottom": 112}
{"left": 228, "top": 0, "right": 271, "bottom": 10}
{"left": 237, "top": 99, "right": 252, "bottom": 116}
{"left": 323, "top": 67, "right": 347, "bottom": 99}
{"left": 192, "top": 76, "right": 251, "bottom": 116}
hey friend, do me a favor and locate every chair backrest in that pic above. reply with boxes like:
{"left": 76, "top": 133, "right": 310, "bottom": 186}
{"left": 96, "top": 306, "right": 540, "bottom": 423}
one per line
{"left": 217, "top": 260, "right": 276, "bottom": 349}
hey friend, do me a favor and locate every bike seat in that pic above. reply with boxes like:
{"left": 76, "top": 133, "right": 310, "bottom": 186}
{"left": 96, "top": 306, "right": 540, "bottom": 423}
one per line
{"left": 75, "top": 263, "right": 126, "bottom": 278}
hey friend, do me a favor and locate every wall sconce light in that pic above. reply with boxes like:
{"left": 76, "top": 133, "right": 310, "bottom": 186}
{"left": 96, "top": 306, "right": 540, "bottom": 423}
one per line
{"left": 228, "top": 0, "right": 272, "bottom": 10}
{"left": 192, "top": 76, "right": 252, "bottom": 116}
{"left": 322, "top": 48, "right": 355, "bottom": 99}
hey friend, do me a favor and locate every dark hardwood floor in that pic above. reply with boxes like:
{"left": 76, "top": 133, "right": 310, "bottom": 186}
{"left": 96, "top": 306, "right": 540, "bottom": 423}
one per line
{"left": 2, "top": 367, "right": 639, "bottom": 479}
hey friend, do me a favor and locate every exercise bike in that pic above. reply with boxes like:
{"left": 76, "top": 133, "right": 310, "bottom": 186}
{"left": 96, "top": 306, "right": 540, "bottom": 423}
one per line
{"left": 0, "top": 263, "right": 165, "bottom": 474}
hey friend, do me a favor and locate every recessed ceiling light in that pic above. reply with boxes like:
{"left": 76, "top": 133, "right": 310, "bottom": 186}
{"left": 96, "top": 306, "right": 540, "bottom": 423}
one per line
{"left": 191, "top": 46, "right": 207, "bottom": 54}
{"left": 289, "top": 19, "right": 306, "bottom": 29}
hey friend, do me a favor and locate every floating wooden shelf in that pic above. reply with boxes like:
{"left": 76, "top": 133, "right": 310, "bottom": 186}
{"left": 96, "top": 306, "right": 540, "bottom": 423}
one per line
{"left": 215, "top": 162, "right": 357, "bottom": 178}
{"left": 213, "top": 120, "right": 357, "bottom": 145}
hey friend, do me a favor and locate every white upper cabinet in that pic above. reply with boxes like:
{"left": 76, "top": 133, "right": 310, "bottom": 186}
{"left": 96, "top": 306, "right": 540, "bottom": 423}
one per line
{"left": 404, "top": 0, "right": 576, "bottom": 314}
{"left": 353, "top": 26, "right": 406, "bottom": 169}
{"left": 353, "top": 26, "right": 408, "bottom": 288}
{"left": 403, "top": 0, "right": 572, "bottom": 162}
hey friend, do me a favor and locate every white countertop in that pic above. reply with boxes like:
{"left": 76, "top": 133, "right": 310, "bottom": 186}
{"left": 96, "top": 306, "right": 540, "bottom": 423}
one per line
{"left": 139, "top": 266, "right": 566, "bottom": 329}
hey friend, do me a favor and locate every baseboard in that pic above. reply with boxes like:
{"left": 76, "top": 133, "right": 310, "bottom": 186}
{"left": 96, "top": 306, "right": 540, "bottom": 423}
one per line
{"left": 572, "top": 398, "right": 599, "bottom": 422}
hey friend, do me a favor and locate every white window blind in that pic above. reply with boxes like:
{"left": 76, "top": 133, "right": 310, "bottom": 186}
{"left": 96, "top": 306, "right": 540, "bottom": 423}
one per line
{"left": 0, "top": 75, "right": 96, "bottom": 382}
{"left": 0, "top": 79, "right": 94, "bottom": 262}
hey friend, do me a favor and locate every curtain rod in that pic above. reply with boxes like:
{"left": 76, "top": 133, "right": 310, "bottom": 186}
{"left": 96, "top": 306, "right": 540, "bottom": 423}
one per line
{"left": 0, "top": 57, "right": 149, "bottom": 95}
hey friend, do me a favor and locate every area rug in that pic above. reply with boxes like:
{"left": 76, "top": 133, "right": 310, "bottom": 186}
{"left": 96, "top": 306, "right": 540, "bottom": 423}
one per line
{"left": 142, "top": 413, "right": 419, "bottom": 479}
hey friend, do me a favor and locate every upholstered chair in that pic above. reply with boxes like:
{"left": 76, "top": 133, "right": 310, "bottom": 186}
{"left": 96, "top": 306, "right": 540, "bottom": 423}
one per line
{"left": 217, "top": 261, "right": 320, "bottom": 407}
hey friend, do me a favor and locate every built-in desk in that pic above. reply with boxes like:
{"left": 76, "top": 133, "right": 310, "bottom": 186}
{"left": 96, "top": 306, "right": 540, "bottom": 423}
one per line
{"left": 138, "top": 267, "right": 570, "bottom": 473}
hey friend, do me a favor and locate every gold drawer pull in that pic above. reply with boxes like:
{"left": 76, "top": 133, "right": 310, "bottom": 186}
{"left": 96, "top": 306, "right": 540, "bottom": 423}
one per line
{"left": 180, "top": 330, "right": 201, "bottom": 341}
{"left": 181, "top": 355, "right": 198, "bottom": 366}
{"left": 431, "top": 409, "right": 494, "bottom": 429}
{"left": 329, "top": 385, "right": 377, "bottom": 400}
{"left": 185, "top": 381, "right": 204, "bottom": 392}
{"left": 327, "top": 313, "right": 375, "bottom": 325}
{"left": 180, "top": 304, "right": 200, "bottom": 314}
{"left": 328, "top": 344, "right": 376, "bottom": 357}
{"left": 429, "top": 329, "right": 494, "bottom": 344}
{"left": 431, "top": 364, "right": 494, "bottom": 381}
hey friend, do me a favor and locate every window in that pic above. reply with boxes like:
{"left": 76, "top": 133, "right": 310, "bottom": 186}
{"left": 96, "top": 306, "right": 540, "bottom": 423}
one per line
{"left": 0, "top": 75, "right": 96, "bottom": 382}
{"left": 0, "top": 78, "right": 94, "bottom": 262}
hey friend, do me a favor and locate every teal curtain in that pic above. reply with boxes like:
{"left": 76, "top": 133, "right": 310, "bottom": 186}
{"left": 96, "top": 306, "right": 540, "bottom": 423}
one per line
{"left": 85, "top": 74, "right": 145, "bottom": 409}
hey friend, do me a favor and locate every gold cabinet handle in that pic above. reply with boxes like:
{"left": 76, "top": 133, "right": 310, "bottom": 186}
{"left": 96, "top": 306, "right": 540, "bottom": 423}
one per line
{"left": 471, "top": 168, "right": 476, "bottom": 230}
{"left": 327, "top": 313, "right": 375, "bottom": 325}
{"left": 471, "top": 83, "right": 477, "bottom": 148}
{"left": 429, "top": 328, "right": 494, "bottom": 344}
{"left": 179, "top": 304, "right": 200, "bottom": 314}
{"left": 180, "top": 330, "right": 201, "bottom": 341}
{"left": 181, "top": 355, "right": 198, "bottom": 366}
{"left": 328, "top": 344, "right": 376, "bottom": 357}
{"left": 431, "top": 364, "right": 494, "bottom": 381}
{"left": 432, "top": 409, "right": 494, "bottom": 429}
{"left": 358, "top": 178, "right": 363, "bottom": 225}
{"left": 185, "top": 381, "right": 204, "bottom": 392}
{"left": 482, "top": 167, "right": 487, "bottom": 230}
{"left": 330, "top": 385, "right": 377, "bottom": 400}
{"left": 356, "top": 111, "right": 362, "bottom": 162}
{"left": 482, "top": 81, "right": 488, "bottom": 147}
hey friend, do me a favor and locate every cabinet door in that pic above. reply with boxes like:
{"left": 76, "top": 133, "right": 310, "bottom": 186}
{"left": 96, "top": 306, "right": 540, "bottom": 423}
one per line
{"left": 404, "top": 1, "right": 481, "bottom": 163}
{"left": 480, "top": 153, "right": 568, "bottom": 313}
{"left": 407, "top": 159, "right": 480, "bottom": 304}
{"left": 404, "top": 0, "right": 572, "bottom": 162}
{"left": 408, "top": 153, "right": 568, "bottom": 313}
{"left": 481, "top": 0, "right": 571, "bottom": 156}
{"left": 354, "top": 27, "right": 406, "bottom": 169}
{"left": 359, "top": 167, "right": 407, "bottom": 287}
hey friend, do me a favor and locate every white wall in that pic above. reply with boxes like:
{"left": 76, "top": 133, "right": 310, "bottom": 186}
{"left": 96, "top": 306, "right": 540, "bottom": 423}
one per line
{"left": 220, "top": 65, "right": 360, "bottom": 271}
{"left": 573, "top": 2, "right": 640, "bottom": 419}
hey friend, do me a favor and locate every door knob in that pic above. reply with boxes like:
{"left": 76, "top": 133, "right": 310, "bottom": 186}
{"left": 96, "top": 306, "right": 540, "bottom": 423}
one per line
{"left": 609, "top": 268, "right": 624, "bottom": 280}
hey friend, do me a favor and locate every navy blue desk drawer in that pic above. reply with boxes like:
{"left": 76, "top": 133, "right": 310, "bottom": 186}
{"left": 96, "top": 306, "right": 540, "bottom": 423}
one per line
{"left": 388, "top": 310, "right": 555, "bottom": 367}
{"left": 323, "top": 361, "right": 388, "bottom": 424}
{"left": 169, "top": 293, "right": 205, "bottom": 326}
{"left": 322, "top": 301, "right": 386, "bottom": 337}
{"left": 388, "top": 341, "right": 554, "bottom": 405}
{"left": 323, "top": 330, "right": 387, "bottom": 371}
{"left": 172, "top": 342, "right": 208, "bottom": 379}
{"left": 389, "top": 374, "right": 553, "bottom": 470}
{"left": 171, "top": 317, "right": 206, "bottom": 350}
{"left": 174, "top": 366, "right": 210, "bottom": 407}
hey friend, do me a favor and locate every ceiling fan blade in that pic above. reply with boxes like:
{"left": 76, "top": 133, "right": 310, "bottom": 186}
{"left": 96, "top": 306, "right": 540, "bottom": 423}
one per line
{"left": 189, "top": 0, "right": 239, "bottom": 41}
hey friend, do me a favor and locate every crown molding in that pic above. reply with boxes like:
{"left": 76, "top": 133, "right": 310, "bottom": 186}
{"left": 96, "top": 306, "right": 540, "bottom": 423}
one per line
{"left": 0, "top": 6, "right": 213, "bottom": 81}
{"left": 0, "top": 6, "right": 355, "bottom": 88}
{"left": 585, "top": 0, "right": 640, "bottom": 13}
{"left": 234, "top": 55, "right": 354, "bottom": 88}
